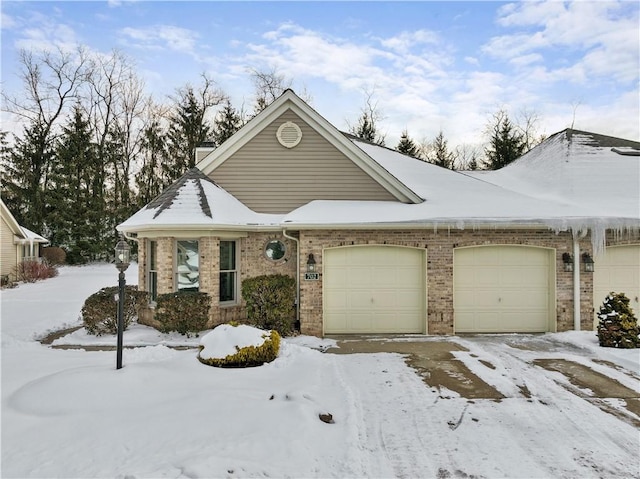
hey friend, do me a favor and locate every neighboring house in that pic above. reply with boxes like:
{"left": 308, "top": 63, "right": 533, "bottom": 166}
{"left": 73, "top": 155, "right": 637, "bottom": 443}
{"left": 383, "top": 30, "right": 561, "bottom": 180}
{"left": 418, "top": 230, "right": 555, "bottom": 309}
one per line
{"left": 118, "top": 90, "right": 640, "bottom": 336}
{"left": 1, "top": 198, "right": 49, "bottom": 281}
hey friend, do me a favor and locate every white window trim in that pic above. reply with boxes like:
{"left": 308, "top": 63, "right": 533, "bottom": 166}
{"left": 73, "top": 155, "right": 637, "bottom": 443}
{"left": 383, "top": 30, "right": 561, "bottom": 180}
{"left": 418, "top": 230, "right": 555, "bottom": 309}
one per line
{"left": 147, "top": 239, "right": 158, "bottom": 304}
{"left": 220, "top": 239, "right": 239, "bottom": 306}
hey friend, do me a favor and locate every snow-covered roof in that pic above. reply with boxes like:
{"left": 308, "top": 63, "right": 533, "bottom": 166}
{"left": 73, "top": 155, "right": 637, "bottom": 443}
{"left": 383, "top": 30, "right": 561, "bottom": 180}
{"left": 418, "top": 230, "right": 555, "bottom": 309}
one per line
{"left": 465, "top": 129, "right": 640, "bottom": 220}
{"left": 18, "top": 226, "right": 48, "bottom": 244}
{"left": 118, "top": 96, "right": 639, "bottom": 243}
{"left": 118, "top": 168, "right": 283, "bottom": 232}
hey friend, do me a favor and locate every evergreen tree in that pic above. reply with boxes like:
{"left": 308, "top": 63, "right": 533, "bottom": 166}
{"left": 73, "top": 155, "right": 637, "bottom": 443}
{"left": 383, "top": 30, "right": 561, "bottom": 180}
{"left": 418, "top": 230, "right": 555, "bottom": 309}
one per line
{"left": 136, "top": 118, "right": 170, "bottom": 206}
{"left": 1, "top": 120, "right": 55, "bottom": 232}
{"left": 428, "top": 130, "right": 456, "bottom": 170}
{"left": 49, "top": 106, "right": 104, "bottom": 263}
{"left": 166, "top": 82, "right": 219, "bottom": 183}
{"left": 483, "top": 110, "right": 526, "bottom": 170}
{"left": 396, "top": 129, "right": 420, "bottom": 158}
{"left": 597, "top": 292, "right": 640, "bottom": 349}
{"left": 349, "top": 91, "right": 386, "bottom": 146}
{"left": 212, "top": 100, "right": 243, "bottom": 146}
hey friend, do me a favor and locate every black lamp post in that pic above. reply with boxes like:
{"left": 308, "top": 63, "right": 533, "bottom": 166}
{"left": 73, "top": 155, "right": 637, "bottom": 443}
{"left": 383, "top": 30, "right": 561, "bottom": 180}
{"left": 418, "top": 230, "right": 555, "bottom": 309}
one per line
{"left": 114, "top": 235, "right": 130, "bottom": 370}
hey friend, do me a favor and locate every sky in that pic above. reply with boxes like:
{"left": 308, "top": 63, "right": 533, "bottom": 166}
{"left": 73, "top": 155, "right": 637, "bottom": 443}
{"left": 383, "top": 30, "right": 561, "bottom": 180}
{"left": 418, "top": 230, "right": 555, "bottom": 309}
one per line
{"left": 1, "top": 0, "right": 639, "bottom": 148}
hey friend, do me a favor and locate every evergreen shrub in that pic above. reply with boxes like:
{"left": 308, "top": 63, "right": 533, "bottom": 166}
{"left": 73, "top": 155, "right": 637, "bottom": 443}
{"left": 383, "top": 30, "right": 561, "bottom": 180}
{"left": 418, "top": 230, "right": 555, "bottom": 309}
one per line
{"left": 155, "top": 291, "right": 211, "bottom": 336}
{"left": 42, "top": 247, "right": 67, "bottom": 265}
{"left": 82, "top": 286, "right": 147, "bottom": 335}
{"left": 241, "top": 274, "right": 296, "bottom": 336}
{"left": 198, "top": 328, "right": 281, "bottom": 368}
{"left": 14, "top": 260, "right": 58, "bottom": 283}
{"left": 597, "top": 292, "right": 640, "bottom": 349}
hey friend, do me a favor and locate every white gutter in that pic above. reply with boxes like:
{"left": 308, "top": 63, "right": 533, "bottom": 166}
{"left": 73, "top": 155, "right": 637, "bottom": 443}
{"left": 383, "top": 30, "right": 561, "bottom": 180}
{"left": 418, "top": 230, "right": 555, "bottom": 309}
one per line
{"left": 282, "top": 229, "right": 300, "bottom": 329}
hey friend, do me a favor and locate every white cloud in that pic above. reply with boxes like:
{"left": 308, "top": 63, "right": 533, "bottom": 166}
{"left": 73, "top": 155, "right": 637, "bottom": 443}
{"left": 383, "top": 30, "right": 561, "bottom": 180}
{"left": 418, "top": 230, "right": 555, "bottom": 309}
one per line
{"left": 380, "top": 29, "right": 439, "bottom": 52}
{"left": 120, "top": 25, "right": 200, "bottom": 56}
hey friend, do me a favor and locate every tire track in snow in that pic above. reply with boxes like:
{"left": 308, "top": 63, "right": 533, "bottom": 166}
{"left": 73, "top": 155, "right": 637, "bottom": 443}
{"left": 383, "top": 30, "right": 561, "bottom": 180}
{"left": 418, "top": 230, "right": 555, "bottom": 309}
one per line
{"left": 333, "top": 352, "right": 436, "bottom": 478}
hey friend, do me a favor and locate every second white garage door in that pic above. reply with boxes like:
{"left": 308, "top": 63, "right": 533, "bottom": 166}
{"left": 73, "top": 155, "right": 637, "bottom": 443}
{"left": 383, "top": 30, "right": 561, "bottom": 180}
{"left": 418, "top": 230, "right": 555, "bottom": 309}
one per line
{"left": 454, "top": 246, "right": 554, "bottom": 333}
{"left": 323, "top": 246, "right": 426, "bottom": 334}
{"left": 593, "top": 245, "right": 640, "bottom": 329}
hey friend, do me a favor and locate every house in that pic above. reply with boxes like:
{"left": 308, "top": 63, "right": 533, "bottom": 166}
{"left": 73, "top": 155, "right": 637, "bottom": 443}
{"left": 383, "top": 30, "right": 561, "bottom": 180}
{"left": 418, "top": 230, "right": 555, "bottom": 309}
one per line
{"left": 1, "top": 198, "right": 49, "bottom": 281}
{"left": 118, "top": 90, "right": 640, "bottom": 336}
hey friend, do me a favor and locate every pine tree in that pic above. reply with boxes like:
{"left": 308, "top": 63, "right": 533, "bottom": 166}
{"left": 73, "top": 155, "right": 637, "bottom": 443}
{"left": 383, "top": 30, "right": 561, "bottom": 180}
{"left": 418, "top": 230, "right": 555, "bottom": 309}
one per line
{"left": 49, "top": 106, "right": 104, "bottom": 263}
{"left": 136, "top": 118, "right": 170, "bottom": 206}
{"left": 349, "top": 92, "right": 386, "bottom": 146}
{"left": 597, "top": 292, "right": 640, "bottom": 348}
{"left": 483, "top": 110, "right": 526, "bottom": 170}
{"left": 1, "top": 120, "right": 55, "bottom": 232}
{"left": 166, "top": 86, "right": 215, "bottom": 183}
{"left": 396, "top": 129, "right": 420, "bottom": 158}
{"left": 212, "top": 100, "right": 243, "bottom": 146}
{"left": 428, "top": 130, "right": 456, "bottom": 169}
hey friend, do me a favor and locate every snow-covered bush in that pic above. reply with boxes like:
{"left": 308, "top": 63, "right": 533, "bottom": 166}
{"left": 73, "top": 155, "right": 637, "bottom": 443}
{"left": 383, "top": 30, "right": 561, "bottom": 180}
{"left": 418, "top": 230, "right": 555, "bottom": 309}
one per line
{"left": 155, "top": 291, "right": 211, "bottom": 336}
{"left": 197, "top": 324, "right": 280, "bottom": 368}
{"left": 82, "top": 286, "right": 147, "bottom": 336}
{"left": 596, "top": 292, "right": 639, "bottom": 349}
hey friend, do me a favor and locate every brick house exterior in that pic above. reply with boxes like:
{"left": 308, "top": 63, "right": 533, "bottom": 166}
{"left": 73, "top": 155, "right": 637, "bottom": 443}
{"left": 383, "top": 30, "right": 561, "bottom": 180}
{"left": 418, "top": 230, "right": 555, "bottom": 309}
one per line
{"left": 119, "top": 90, "right": 640, "bottom": 337}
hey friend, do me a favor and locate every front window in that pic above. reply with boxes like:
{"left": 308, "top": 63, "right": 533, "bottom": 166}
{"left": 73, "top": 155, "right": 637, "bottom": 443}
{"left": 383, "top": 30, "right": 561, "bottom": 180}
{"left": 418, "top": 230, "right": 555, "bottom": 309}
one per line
{"left": 176, "top": 240, "right": 199, "bottom": 292}
{"left": 220, "top": 240, "right": 237, "bottom": 303}
{"left": 148, "top": 240, "right": 158, "bottom": 301}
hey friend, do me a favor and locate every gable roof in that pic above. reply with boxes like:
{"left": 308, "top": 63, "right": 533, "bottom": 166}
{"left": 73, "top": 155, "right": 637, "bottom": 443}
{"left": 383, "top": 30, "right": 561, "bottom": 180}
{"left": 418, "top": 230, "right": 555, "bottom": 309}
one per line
{"left": 118, "top": 168, "right": 283, "bottom": 232}
{"left": 195, "top": 89, "right": 423, "bottom": 205}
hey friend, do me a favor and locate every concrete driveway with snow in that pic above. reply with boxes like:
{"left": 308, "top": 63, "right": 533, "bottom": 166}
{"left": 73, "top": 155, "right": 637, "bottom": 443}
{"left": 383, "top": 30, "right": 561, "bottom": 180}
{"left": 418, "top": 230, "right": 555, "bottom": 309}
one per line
{"left": 1, "top": 264, "right": 639, "bottom": 478}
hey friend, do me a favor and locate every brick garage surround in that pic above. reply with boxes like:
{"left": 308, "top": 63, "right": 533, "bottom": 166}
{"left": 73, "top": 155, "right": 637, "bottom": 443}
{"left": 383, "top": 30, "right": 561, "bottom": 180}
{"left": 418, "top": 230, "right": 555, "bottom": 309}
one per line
{"left": 134, "top": 229, "right": 638, "bottom": 337}
{"left": 297, "top": 228, "right": 596, "bottom": 337}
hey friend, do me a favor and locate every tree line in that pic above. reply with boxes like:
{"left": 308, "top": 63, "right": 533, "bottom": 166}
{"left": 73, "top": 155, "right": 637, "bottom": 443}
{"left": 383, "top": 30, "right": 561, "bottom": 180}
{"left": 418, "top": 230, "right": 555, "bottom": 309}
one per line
{"left": 1, "top": 46, "right": 544, "bottom": 264}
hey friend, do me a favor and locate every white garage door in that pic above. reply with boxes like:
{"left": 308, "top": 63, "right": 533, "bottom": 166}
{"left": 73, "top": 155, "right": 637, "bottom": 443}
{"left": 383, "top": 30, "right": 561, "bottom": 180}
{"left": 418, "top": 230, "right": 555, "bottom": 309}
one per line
{"left": 594, "top": 245, "right": 640, "bottom": 329}
{"left": 454, "top": 246, "right": 554, "bottom": 333}
{"left": 323, "top": 246, "right": 425, "bottom": 334}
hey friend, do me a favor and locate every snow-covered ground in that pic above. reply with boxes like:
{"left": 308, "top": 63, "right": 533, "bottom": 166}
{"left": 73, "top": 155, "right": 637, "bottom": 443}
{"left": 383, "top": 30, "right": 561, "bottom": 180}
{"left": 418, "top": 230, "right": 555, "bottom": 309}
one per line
{"left": 1, "top": 264, "right": 639, "bottom": 478}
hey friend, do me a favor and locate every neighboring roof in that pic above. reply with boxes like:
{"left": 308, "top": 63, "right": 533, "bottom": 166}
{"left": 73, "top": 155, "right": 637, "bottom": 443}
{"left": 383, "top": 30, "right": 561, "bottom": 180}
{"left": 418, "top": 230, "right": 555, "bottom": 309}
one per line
{"left": 19, "top": 226, "right": 49, "bottom": 244}
{"left": 464, "top": 129, "right": 640, "bottom": 220}
{"left": 195, "top": 89, "right": 423, "bottom": 205}
{"left": 118, "top": 168, "right": 283, "bottom": 232}
{"left": 1, "top": 198, "right": 49, "bottom": 243}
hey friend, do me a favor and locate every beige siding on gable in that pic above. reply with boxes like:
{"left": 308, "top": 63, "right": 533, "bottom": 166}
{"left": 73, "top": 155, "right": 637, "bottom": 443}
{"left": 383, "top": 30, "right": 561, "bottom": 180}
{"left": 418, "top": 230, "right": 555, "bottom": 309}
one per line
{"left": 210, "top": 110, "right": 397, "bottom": 213}
{"left": 1, "top": 214, "right": 18, "bottom": 278}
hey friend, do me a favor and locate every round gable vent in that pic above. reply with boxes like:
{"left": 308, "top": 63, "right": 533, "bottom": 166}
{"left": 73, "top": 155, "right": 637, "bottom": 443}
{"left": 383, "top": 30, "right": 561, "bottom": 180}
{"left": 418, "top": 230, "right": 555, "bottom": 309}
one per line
{"left": 276, "top": 121, "right": 302, "bottom": 148}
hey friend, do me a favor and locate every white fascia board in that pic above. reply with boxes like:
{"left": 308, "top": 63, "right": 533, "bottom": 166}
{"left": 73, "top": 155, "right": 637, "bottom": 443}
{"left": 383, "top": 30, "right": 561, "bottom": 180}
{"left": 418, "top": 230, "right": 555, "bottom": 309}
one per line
{"left": 1, "top": 200, "right": 25, "bottom": 238}
{"left": 196, "top": 90, "right": 422, "bottom": 204}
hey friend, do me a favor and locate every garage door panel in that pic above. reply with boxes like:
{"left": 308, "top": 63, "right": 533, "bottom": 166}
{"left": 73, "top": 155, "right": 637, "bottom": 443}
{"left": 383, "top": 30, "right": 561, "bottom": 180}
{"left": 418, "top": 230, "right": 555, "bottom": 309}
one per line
{"left": 594, "top": 245, "right": 640, "bottom": 327}
{"left": 324, "top": 246, "right": 425, "bottom": 334}
{"left": 454, "top": 246, "right": 552, "bottom": 333}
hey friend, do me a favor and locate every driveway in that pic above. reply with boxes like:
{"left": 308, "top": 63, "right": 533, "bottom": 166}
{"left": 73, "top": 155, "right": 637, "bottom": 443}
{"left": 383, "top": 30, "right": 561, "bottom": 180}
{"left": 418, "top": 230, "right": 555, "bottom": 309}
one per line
{"left": 326, "top": 334, "right": 640, "bottom": 426}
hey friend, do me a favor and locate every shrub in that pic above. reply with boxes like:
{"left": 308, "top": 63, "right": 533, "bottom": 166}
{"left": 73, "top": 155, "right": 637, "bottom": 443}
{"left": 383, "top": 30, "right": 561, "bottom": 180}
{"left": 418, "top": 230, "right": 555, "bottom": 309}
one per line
{"left": 198, "top": 327, "right": 281, "bottom": 368}
{"left": 82, "top": 286, "right": 148, "bottom": 336}
{"left": 597, "top": 292, "right": 640, "bottom": 349}
{"left": 155, "top": 291, "right": 211, "bottom": 336}
{"left": 14, "top": 260, "right": 58, "bottom": 283}
{"left": 241, "top": 274, "right": 296, "bottom": 336}
{"left": 41, "top": 246, "right": 67, "bottom": 265}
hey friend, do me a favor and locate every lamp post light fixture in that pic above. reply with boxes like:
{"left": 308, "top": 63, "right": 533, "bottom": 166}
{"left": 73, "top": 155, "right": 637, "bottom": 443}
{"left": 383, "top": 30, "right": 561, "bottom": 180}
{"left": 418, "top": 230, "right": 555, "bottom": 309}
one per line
{"left": 582, "top": 252, "right": 595, "bottom": 273}
{"left": 562, "top": 252, "right": 574, "bottom": 272}
{"left": 114, "top": 236, "right": 131, "bottom": 370}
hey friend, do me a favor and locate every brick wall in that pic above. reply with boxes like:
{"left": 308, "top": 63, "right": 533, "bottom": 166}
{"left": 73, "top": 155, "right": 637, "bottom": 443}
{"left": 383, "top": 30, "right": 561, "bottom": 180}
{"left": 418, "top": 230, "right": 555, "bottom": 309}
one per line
{"left": 298, "top": 228, "right": 596, "bottom": 337}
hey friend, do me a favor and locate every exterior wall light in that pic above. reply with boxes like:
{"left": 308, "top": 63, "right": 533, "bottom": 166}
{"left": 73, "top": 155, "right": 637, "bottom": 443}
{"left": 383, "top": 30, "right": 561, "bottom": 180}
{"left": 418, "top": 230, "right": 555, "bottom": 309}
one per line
{"left": 306, "top": 253, "right": 316, "bottom": 273}
{"left": 562, "top": 252, "right": 574, "bottom": 272}
{"left": 114, "top": 235, "right": 131, "bottom": 370}
{"left": 582, "top": 252, "right": 595, "bottom": 273}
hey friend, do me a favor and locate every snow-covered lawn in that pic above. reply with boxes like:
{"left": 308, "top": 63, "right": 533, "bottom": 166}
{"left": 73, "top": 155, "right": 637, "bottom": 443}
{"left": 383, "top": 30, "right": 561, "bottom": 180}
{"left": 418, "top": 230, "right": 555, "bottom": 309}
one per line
{"left": 1, "top": 264, "right": 639, "bottom": 478}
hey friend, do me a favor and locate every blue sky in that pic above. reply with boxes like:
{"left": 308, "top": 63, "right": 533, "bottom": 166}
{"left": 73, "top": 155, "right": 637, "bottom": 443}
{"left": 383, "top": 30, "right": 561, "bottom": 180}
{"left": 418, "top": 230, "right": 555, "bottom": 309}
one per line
{"left": 2, "top": 1, "right": 639, "bottom": 147}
